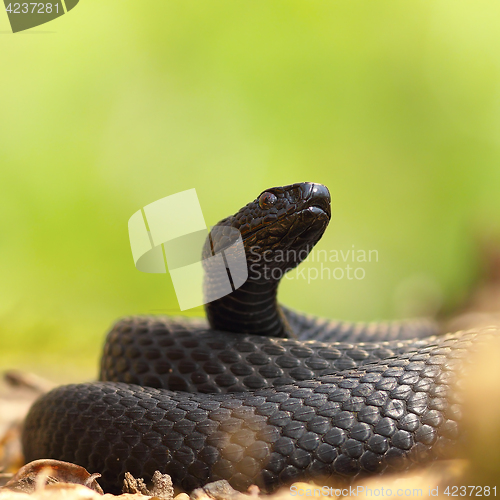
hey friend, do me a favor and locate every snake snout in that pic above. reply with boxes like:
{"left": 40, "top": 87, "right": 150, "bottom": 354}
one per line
{"left": 304, "top": 182, "right": 331, "bottom": 219}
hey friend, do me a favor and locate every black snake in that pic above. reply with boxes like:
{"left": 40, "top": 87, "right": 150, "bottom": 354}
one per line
{"left": 22, "top": 182, "right": 490, "bottom": 493}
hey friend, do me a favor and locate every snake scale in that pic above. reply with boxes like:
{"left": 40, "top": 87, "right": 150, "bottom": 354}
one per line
{"left": 22, "top": 183, "right": 491, "bottom": 494}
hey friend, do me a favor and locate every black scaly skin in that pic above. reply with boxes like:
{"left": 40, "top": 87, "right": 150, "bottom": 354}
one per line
{"left": 23, "top": 182, "right": 484, "bottom": 494}
{"left": 282, "top": 307, "right": 438, "bottom": 343}
{"left": 98, "top": 317, "right": 443, "bottom": 394}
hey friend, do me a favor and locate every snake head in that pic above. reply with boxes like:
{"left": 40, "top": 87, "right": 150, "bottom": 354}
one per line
{"left": 207, "top": 182, "right": 331, "bottom": 282}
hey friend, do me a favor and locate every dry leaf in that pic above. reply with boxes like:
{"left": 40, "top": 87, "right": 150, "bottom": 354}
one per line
{"left": 5, "top": 459, "right": 103, "bottom": 494}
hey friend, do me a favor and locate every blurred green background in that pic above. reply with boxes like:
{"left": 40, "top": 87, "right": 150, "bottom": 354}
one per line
{"left": 2, "top": 0, "right": 500, "bottom": 381}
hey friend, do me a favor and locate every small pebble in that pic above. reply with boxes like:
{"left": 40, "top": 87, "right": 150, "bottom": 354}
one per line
{"left": 247, "top": 486, "right": 259, "bottom": 497}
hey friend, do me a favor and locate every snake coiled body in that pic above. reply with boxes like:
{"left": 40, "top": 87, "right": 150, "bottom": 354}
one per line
{"left": 22, "top": 183, "right": 489, "bottom": 493}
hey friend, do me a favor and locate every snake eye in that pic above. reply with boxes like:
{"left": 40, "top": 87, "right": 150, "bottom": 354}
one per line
{"left": 258, "top": 192, "right": 278, "bottom": 210}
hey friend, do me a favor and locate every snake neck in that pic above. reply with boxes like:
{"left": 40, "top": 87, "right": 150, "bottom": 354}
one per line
{"left": 204, "top": 279, "right": 292, "bottom": 338}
